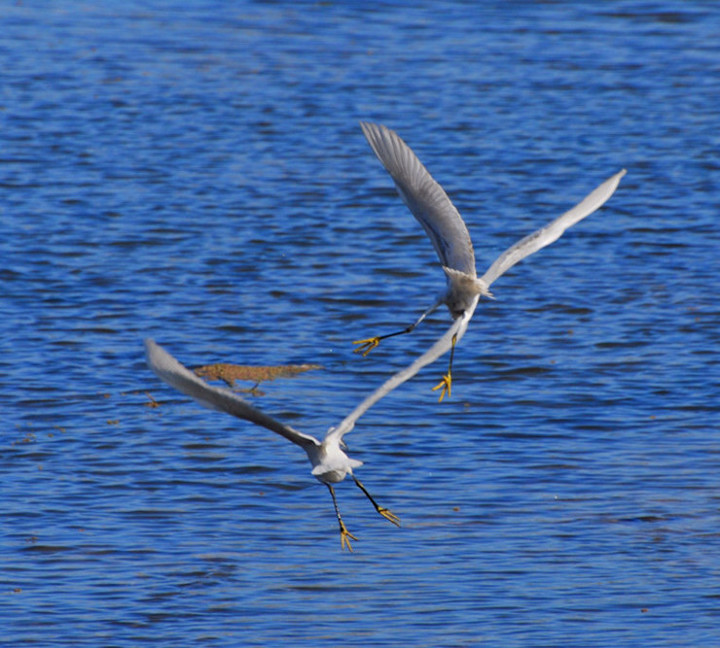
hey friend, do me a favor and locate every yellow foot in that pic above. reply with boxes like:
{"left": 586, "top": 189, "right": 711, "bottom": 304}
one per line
{"left": 353, "top": 336, "right": 381, "bottom": 357}
{"left": 339, "top": 522, "right": 358, "bottom": 552}
{"left": 432, "top": 372, "right": 452, "bottom": 402}
{"left": 377, "top": 506, "right": 401, "bottom": 527}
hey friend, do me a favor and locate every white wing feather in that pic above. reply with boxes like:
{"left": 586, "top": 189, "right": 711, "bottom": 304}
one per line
{"left": 144, "top": 339, "right": 320, "bottom": 450}
{"left": 361, "top": 122, "right": 477, "bottom": 277}
{"left": 480, "top": 169, "right": 626, "bottom": 287}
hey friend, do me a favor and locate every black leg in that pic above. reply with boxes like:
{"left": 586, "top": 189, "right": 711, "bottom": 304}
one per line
{"left": 326, "top": 484, "right": 358, "bottom": 551}
{"left": 353, "top": 300, "right": 442, "bottom": 356}
{"left": 432, "top": 332, "right": 457, "bottom": 402}
{"left": 352, "top": 475, "right": 400, "bottom": 527}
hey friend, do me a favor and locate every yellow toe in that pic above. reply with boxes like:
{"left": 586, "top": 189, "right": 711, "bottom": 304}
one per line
{"left": 378, "top": 507, "right": 401, "bottom": 527}
{"left": 352, "top": 336, "right": 380, "bottom": 357}
{"left": 431, "top": 372, "right": 452, "bottom": 402}
{"left": 339, "top": 523, "right": 358, "bottom": 552}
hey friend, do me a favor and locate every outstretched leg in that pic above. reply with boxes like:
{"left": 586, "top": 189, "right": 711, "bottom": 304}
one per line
{"left": 353, "top": 299, "right": 442, "bottom": 357}
{"left": 327, "top": 483, "right": 358, "bottom": 551}
{"left": 352, "top": 475, "right": 400, "bottom": 527}
{"left": 432, "top": 332, "right": 457, "bottom": 402}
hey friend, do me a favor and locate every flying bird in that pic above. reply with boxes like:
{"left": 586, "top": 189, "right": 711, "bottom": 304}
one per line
{"left": 145, "top": 338, "right": 402, "bottom": 551}
{"left": 354, "top": 122, "right": 626, "bottom": 401}
{"left": 144, "top": 319, "right": 478, "bottom": 548}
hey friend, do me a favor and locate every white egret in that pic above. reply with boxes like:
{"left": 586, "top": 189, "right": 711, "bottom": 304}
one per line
{"left": 354, "top": 122, "right": 626, "bottom": 401}
{"left": 145, "top": 338, "right": 401, "bottom": 551}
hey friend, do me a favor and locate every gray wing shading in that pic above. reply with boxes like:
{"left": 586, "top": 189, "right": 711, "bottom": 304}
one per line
{"left": 361, "top": 122, "right": 477, "bottom": 277}
{"left": 480, "top": 169, "right": 626, "bottom": 288}
{"left": 144, "top": 339, "right": 320, "bottom": 450}
{"left": 326, "top": 295, "right": 480, "bottom": 443}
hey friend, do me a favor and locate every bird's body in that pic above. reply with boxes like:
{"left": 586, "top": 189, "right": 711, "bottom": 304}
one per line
{"left": 442, "top": 266, "right": 490, "bottom": 316}
{"left": 355, "top": 122, "right": 626, "bottom": 399}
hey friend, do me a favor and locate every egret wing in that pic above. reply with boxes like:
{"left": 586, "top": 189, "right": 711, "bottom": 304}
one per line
{"left": 361, "top": 122, "right": 476, "bottom": 277}
{"left": 144, "top": 339, "right": 320, "bottom": 450}
{"left": 480, "top": 169, "right": 626, "bottom": 287}
{"left": 327, "top": 295, "right": 480, "bottom": 442}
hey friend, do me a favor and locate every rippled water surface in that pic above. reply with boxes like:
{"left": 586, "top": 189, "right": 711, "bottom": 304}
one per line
{"left": 2, "top": 1, "right": 719, "bottom": 646}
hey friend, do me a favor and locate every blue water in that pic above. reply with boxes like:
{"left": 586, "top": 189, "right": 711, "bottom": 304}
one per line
{"left": 2, "top": 1, "right": 719, "bottom": 646}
